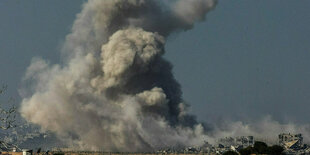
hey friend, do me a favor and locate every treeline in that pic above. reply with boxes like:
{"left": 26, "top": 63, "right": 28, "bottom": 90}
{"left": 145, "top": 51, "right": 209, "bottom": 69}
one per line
{"left": 223, "top": 141, "right": 284, "bottom": 155}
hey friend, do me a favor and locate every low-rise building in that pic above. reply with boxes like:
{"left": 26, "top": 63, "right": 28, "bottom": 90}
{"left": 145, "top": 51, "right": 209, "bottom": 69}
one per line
{"left": 218, "top": 136, "right": 254, "bottom": 149}
{"left": 279, "top": 133, "right": 303, "bottom": 150}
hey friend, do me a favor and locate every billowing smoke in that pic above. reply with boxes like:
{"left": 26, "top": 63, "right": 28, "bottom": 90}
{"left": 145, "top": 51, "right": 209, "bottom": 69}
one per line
{"left": 20, "top": 0, "right": 217, "bottom": 151}
{"left": 19, "top": 0, "right": 310, "bottom": 151}
{"left": 209, "top": 116, "right": 310, "bottom": 145}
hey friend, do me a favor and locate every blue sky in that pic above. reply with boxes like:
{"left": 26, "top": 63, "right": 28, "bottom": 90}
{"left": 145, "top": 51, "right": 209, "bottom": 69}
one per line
{"left": 1, "top": 0, "right": 310, "bottom": 124}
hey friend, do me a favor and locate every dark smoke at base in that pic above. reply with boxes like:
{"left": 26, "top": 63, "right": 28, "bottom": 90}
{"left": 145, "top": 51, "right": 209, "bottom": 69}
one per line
{"left": 19, "top": 0, "right": 310, "bottom": 151}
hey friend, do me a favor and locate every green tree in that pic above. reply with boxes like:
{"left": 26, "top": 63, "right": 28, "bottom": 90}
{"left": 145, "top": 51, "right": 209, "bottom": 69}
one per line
{"left": 267, "top": 145, "right": 284, "bottom": 154}
{"left": 223, "top": 150, "right": 239, "bottom": 155}
{"left": 254, "top": 141, "right": 268, "bottom": 153}
{"left": 239, "top": 141, "right": 285, "bottom": 155}
{"left": 239, "top": 146, "right": 256, "bottom": 155}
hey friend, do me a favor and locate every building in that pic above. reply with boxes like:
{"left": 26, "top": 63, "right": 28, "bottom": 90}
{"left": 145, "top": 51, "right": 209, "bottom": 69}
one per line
{"left": 235, "top": 136, "right": 254, "bottom": 148}
{"left": 218, "top": 136, "right": 254, "bottom": 149}
{"left": 279, "top": 133, "right": 303, "bottom": 150}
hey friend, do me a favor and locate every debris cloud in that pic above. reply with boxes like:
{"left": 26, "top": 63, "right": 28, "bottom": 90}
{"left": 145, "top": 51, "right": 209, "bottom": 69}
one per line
{"left": 20, "top": 0, "right": 310, "bottom": 151}
{"left": 21, "top": 0, "right": 217, "bottom": 151}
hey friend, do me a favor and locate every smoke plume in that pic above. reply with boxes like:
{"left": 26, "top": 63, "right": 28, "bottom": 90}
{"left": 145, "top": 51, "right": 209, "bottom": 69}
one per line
{"left": 20, "top": 0, "right": 217, "bottom": 151}
{"left": 20, "top": 0, "right": 310, "bottom": 151}
{"left": 209, "top": 116, "right": 310, "bottom": 145}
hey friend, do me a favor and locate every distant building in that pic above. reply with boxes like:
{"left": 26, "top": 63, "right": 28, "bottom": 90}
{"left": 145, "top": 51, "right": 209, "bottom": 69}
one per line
{"left": 218, "top": 137, "right": 235, "bottom": 147}
{"left": 218, "top": 136, "right": 254, "bottom": 148}
{"left": 279, "top": 133, "right": 303, "bottom": 150}
{"left": 235, "top": 136, "right": 254, "bottom": 147}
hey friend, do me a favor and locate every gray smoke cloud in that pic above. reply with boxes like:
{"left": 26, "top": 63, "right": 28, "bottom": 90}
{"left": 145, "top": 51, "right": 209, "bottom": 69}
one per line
{"left": 61, "top": 0, "right": 216, "bottom": 59}
{"left": 20, "top": 0, "right": 310, "bottom": 151}
{"left": 20, "top": 0, "right": 217, "bottom": 151}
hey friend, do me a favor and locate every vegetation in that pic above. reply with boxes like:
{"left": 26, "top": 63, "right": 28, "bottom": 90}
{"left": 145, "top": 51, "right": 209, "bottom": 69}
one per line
{"left": 0, "top": 85, "right": 18, "bottom": 150}
{"left": 223, "top": 150, "right": 239, "bottom": 155}
{"left": 238, "top": 141, "right": 284, "bottom": 155}
{"left": 0, "top": 85, "right": 16, "bottom": 130}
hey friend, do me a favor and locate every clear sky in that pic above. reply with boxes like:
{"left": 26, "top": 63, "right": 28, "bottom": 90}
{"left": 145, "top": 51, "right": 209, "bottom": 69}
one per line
{"left": 1, "top": 0, "right": 310, "bottom": 124}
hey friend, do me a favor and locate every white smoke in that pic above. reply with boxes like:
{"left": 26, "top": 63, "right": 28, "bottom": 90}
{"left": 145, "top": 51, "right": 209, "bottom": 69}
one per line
{"left": 209, "top": 116, "right": 310, "bottom": 145}
{"left": 20, "top": 0, "right": 310, "bottom": 151}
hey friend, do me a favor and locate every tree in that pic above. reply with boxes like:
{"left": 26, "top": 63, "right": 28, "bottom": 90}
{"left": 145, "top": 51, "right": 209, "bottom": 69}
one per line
{"left": 238, "top": 146, "right": 256, "bottom": 155}
{"left": 239, "top": 141, "right": 285, "bottom": 155}
{"left": 0, "top": 85, "right": 18, "bottom": 151}
{"left": 254, "top": 141, "right": 268, "bottom": 153}
{"left": 0, "top": 85, "right": 16, "bottom": 129}
{"left": 268, "top": 145, "right": 284, "bottom": 154}
{"left": 223, "top": 150, "right": 239, "bottom": 155}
